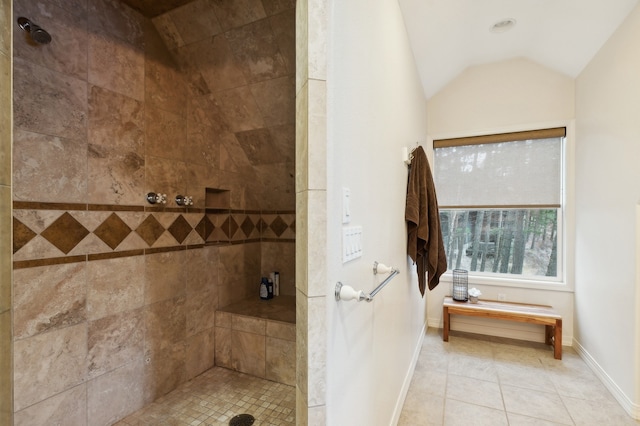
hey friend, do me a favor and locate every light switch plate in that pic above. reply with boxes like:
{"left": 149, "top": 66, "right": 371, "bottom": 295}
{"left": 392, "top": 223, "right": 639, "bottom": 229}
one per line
{"left": 342, "top": 226, "right": 362, "bottom": 263}
{"left": 342, "top": 187, "right": 351, "bottom": 224}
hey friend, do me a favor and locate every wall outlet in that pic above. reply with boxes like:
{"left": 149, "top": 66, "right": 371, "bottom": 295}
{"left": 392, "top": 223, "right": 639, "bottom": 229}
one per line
{"left": 497, "top": 293, "right": 506, "bottom": 301}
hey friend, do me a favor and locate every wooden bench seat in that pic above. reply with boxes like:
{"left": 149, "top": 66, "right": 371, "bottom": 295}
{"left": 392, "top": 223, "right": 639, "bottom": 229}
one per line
{"left": 443, "top": 296, "right": 563, "bottom": 359}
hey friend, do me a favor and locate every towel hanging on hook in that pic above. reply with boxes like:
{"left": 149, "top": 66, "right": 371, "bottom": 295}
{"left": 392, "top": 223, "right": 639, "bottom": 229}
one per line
{"left": 405, "top": 145, "right": 447, "bottom": 295}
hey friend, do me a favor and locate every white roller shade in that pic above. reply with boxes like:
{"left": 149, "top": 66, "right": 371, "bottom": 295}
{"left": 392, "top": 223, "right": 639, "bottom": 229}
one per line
{"left": 434, "top": 136, "right": 562, "bottom": 208}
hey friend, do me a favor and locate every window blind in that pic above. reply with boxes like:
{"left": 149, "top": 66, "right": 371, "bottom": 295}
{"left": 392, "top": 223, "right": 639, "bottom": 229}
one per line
{"left": 433, "top": 128, "right": 564, "bottom": 209}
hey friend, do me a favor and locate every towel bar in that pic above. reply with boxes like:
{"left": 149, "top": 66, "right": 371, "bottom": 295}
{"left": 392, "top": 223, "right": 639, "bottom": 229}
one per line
{"left": 335, "top": 262, "right": 400, "bottom": 302}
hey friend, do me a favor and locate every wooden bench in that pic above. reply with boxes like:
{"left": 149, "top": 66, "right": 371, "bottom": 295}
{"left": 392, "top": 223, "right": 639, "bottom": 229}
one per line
{"left": 442, "top": 296, "right": 563, "bottom": 359}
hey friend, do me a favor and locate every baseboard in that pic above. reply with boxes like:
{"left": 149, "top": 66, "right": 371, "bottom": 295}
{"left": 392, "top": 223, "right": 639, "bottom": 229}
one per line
{"left": 390, "top": 320, "right": 426, "bottom": 425}
{"left": 573, "top": 338, "right": 640, "bottom": 420}
{"left": 427, "top": 317, "right": 441, "bottom": 329}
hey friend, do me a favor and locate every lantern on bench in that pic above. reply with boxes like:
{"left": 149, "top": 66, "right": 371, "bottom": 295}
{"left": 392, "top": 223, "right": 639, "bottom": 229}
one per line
{"left": 452, "top": 269, "right": 468, "bottom": 302}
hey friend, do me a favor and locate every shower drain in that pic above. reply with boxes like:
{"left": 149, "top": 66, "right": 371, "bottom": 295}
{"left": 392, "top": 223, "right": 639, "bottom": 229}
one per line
{"left": 229, "top": 413, "right": 255, "bottom": 426}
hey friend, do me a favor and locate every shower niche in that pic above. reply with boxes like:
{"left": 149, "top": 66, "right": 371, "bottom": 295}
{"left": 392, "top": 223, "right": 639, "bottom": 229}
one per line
{"left": 205, "top": 187, "right": 231, "bottom": 209}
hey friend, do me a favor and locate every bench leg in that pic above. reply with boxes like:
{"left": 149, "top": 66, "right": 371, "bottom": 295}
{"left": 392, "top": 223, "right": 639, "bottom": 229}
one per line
{"left": 443, "top": 306, "right": 450, "bottom": 342}
{"left": 545, "top": 325, "right": 553, "bottom": 345}
{"left": 554, "top": 319, "right": 562, "bottom": 360}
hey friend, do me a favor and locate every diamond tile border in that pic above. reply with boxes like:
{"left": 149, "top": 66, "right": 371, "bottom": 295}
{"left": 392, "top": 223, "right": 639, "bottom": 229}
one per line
{"left": 93, "top": 213, "right": 132, "bottom": 249}
{"left": 40, "top": 212, "right": 90, "bottom": 254}
{"left": 13, "top": 217, "right": 37, "bottom": 254}
{"left": 13, "top": 203, "right": 295, "bottom": 269}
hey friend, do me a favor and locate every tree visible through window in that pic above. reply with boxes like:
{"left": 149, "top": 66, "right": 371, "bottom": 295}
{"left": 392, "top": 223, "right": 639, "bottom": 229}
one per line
{"left": 439, "top": 208, "right": 558, "bottom": 277}
{"left": 434, "top": 128, "right": 565, "bottom": 281}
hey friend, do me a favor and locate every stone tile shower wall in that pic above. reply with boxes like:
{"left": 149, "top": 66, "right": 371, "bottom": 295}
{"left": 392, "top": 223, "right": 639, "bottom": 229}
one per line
{"left": 1, "top": 0, "right": 12, "bottom": 424}
{"left": 11, "top": 0, "right": 295, "bottom": 424}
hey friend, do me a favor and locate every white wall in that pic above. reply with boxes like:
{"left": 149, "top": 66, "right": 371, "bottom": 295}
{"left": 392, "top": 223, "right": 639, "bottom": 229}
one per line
{"left": 320, "top": 1, "right": 640, "bottom": 422}
{"left": 427, "top": 58, "right": 575, "bottom": 137}
{"left": 426, "top": 58, "right": 576, "bottom": 343}
{"left": 575, "top": 2, "right": 640, "bottom": 415}
{"left": 325, "top": 0, "right": 429, "bottom": 424}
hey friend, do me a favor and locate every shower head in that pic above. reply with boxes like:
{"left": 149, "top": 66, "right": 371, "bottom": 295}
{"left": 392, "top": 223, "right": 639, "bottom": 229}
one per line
{"left": 17, "top": 17, "right": 52, "bottom": 45}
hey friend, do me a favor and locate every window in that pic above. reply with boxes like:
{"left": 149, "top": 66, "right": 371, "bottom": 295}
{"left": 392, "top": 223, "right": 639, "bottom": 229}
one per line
{"left": 433, "top": 128, "right": 565, "bottom": 282}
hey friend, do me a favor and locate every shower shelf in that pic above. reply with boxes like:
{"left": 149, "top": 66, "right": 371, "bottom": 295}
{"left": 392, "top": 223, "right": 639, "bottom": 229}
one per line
{"left": 205, "top": 188, "right": 230, "bottom": 209}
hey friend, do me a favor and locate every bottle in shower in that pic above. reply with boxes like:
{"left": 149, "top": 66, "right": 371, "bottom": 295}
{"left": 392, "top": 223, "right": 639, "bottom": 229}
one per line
{"left": 274, "top": 271, "right": 280, "bottom": 296}
{"left": 260, "top": 277, "right": 269, "bottom": 300}
{"left": 267, "top": 279, "right": 274, "bottom": 299}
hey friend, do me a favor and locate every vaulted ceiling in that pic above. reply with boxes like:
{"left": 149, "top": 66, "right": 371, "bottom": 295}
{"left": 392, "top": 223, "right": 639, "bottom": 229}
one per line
{"left": 398, "top": 0, "right": 640, "bottom": 99}
{"left": 123, "top": 0, "right": 640, "bottom": 99}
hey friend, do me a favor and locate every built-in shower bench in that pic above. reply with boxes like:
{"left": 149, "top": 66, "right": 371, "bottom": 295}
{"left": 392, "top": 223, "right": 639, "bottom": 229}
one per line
{"left": 442, "top": 296, "right": 563, "bottom": 359}
{"left": 215, "top": 296, "right": 296, "bottom": 385}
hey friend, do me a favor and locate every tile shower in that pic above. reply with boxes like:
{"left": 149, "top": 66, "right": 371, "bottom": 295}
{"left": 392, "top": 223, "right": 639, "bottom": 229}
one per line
{"left": 9, "top": 0, "right": 296, "bottom": 424}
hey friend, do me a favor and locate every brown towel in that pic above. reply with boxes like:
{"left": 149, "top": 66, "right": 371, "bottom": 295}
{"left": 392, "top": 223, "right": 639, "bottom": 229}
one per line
{"left": 405, "top": 146, "right": 447, "bottom": 295}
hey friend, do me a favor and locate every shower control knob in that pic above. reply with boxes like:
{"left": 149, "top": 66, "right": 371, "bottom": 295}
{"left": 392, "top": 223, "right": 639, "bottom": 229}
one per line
{"left": 146, "top": 192, "right": 167, "bottom": 205}
{"left": 175, "top": 195, "right": 193, "bottom": 206}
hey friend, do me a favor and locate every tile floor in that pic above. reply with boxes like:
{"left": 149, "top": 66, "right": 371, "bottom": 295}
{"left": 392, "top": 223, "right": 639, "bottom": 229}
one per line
{"left": 399, "top": 328, "right": 640, "bottom": 426}
{"left": 116, "top": 327, "right": 639, "bottom": 426}
{"left": 115, "top": 367, "right": 295, "bottom": 426}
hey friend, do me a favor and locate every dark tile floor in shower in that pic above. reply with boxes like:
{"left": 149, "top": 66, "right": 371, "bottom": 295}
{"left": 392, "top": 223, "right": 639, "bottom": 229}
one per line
{"left": 115, "top": 367, "right": 295, "bottom": 425}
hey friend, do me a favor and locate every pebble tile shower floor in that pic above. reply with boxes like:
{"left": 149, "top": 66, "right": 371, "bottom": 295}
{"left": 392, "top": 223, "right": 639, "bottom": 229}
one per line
{"left": 115, "top": 367, "right": 295, "bottom": 426}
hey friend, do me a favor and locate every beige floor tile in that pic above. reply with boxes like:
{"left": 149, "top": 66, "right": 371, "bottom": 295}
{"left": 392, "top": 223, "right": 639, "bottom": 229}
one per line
{"left": 407, "top": 369, "right": 448, "bottom": 398}
{"left": 446, "top": 334, "right": 494, "bottom": 357}
{"left": 444, "top": 398, "right": 508, "bottom": 426}
{"left": 549, "top": 372, "right": 617, "bottom": 403}
{"left": 496, "top": 362, "right": 556, "bottom": 393}
{"left": 398, "top": 395, "right": 444, "bottom": 426}
{"left": 447, "top": 352, "right": 498, "bottom": 382}
{"left": 502, "top": 384, "right": 573, "bottom": 425}
{"left": 507, "top": 412, "right": 573, "bottom": 426}
{"left": 401, "top": 329, "right": 638, "bottom": 426}
{"left": 415, "top": 349, "right": 450, "bottom": 374}
{"left": 561, "top": 395, "right": 640, "bottom": 426}
{"left": 492, "top": 342, "right": 554, "bottom": 364}
{"left": 446, "top": 374, "right": 504, "bottom": 410}
{"left": 540, "top": 349, "right": 592, "bottom": 377}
